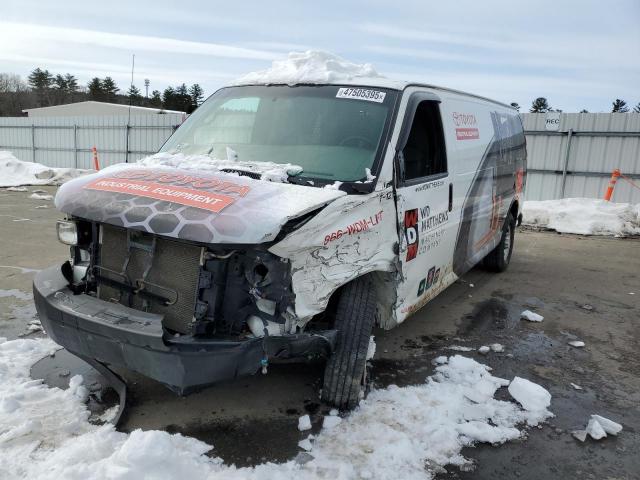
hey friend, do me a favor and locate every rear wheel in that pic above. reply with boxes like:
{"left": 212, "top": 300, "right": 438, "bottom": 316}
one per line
{"left": 321, "top": 276, "right": 376, "bottom": 410}
{"left": 484, "top": 212, "right": 515, "bottom": 272}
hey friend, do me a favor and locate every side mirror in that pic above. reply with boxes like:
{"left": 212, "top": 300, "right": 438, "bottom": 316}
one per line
{"left": 394, "top": 150, "right": 405, "bottom": 186}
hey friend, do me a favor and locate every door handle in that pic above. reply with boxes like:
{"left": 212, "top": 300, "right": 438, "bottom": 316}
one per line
{"left": 448, "top": 183, "right": 453, "bottom": 212}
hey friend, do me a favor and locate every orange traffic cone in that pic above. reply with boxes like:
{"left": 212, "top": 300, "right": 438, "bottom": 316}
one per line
{"left": 603, "top": 169, "right": 620, "bottom": 201}
{"left": 92, "top": 146, "right": 101, "bottom": 171}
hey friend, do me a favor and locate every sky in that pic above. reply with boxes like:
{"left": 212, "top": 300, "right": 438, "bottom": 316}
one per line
{"left": 1, "top": 0, "right": 639, "bottom": 112}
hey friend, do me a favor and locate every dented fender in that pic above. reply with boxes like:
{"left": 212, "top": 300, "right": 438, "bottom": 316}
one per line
{"left": 269, "top": 189, "right": 399, "bottom": 323}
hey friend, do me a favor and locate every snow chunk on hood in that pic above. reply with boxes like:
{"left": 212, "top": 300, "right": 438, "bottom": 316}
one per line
{"left": 233, "top": 50, "right": 383, "bottom": 86}
{"left": 0, "top": 151, "right": 90, "bottom": 187}
{"left": 135, "top": 151, "right": 303, "bottom": 183}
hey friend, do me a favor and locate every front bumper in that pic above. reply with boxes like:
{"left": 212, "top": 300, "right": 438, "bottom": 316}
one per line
{"left": 33, "top": 265, "right": 336, "bottom": 394}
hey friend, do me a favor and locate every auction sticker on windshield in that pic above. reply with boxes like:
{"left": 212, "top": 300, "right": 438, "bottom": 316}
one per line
{"left": 336, "top": 87, "right": 386, "bottom": 103}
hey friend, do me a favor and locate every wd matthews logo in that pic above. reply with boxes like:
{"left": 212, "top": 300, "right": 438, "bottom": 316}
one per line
{"left": 404, "top": 209, "right": 419, "bottom": 261}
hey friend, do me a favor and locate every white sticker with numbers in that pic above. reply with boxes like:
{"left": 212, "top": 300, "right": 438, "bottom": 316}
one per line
{"left": 336, "top": 88, "right": 386, "bottom": 103}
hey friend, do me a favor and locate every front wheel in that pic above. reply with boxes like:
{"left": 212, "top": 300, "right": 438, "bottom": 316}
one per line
{"left": 321, "top": 276, "right": 376, "bottom": 410}
{"left": 483, "top": 212, "right": 515, "bottom": 272}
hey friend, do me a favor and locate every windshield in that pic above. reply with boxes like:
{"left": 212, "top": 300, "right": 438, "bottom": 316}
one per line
{"left": 161, "top": 85, "right": 398, "bottom": 182}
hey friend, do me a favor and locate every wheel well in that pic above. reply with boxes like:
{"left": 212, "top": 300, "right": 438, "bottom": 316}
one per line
{"left": 312, "top": 271, "right": 396, "bottom": 330}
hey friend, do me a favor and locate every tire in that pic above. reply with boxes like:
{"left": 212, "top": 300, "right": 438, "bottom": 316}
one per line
{"left": 321, "top": 276, "right": 376, "bottom": 410}
{"left": 484, "top": 212, "right": 516, "bottom": 272}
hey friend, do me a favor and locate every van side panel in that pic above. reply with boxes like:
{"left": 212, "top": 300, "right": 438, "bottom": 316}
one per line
{"left": 393, "top": 89, "right": 525, "bottom": 324}
{"left": 451, "top": 107, "right": 526, "bottom": 276}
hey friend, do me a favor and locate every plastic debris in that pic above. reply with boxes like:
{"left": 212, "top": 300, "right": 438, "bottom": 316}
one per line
{"left": 478, "top": 346, "right": 491, "bottom": 355}
{"left": 568, "top": 341, "right": 585, "bottom": 348}
{"left": 490, "top": 343, "right": 504, "bottom": 353}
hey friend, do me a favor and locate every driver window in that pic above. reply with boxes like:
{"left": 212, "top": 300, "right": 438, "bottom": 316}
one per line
{"left": 402, "top": 101, "right": 447, "bottom": 181}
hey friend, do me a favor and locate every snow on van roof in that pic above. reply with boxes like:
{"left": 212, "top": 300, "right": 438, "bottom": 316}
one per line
{"left": 232, "top": 50, "right": 514, "bottom": 108}
{"left": 233, "top": 50, "right": 406, "bottom": 89}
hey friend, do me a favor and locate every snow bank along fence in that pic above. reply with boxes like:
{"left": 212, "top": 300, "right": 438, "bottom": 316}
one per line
{"left": 0, "top": 114, "right": 184, "bottom": 170}
{"left": 521, "top": 113, "right": 640, "bottom": 204}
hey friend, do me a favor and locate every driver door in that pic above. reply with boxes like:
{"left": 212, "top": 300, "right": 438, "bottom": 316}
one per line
{"left": 394, "top": 92, "right": 456, "bottom": 321}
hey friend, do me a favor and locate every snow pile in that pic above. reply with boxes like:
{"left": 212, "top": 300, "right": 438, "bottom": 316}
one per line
{"left": 0, "top": 340, "right": 553, "bottom": 480}
{"left": 522, "top": 198, "right": 640, "bottom": 236}
{"left": 0, "top": 151, "right": 90, "bottom": 187}
{"left": 29, "top": 193, "right": 53, "bottom": 201}
{"left": 133, "top": 152, "right": 304, "bottom": 183}
{"left": 234, "top": 50, "right": 383, "bottom": 86}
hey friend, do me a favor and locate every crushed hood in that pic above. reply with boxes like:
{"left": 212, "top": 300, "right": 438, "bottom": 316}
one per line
{"left": 55, "top": 166, "right": 346, "bottom": 244}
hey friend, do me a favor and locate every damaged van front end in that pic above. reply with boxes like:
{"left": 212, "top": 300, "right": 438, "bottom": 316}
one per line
{"left": 33, "top": 167, "right": 349, "bottom": 394}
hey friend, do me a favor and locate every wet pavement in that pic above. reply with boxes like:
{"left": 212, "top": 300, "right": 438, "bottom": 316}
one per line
{"left": 2, "top": 186, "right": 639, "bottom": 478}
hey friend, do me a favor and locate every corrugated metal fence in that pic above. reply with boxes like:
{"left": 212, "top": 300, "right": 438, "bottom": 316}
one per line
{"left": 521, "top": 113, "right": 640, "bottom": 203}
{"left": 1, "top": 112, "right": 638, "bottom": 203}
{"left": 0, "top": 114, "right": 184, "bottom": 170}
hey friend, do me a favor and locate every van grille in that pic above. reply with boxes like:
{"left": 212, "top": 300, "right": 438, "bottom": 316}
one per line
{"left": 97, "top": 225, "right": 202, "bottom": 334}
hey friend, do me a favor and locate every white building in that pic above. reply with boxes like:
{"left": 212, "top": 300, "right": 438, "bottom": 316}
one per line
{"left": 23, "top": 101, "right": 186, "bottom": 117}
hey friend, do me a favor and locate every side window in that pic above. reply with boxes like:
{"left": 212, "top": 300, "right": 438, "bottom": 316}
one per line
{"left": 402, "top": 101, "right": 447, "bottom": 181}
{"left": 193, "top": 97, "right": 259, "bottom": 145}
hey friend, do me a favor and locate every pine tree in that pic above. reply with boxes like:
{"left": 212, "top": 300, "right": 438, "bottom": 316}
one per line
{"left": 530, "top": 97, "right": 551, "bottom": 113}
{"left": 634, "top": 103, "right": 640, "bottom": 113}
{"left": 189, "top": 84, "right": 204, "bottom": 109}
{"left": 127, "top": 85, "right": 143, "bottom": 105}
{"left": 27, "top": 68, "right": 53, "bottom": 106}
{"left": 510, "top": 102, "right": 520, "bottom": 111}
{"left": 580, "top": 109, "right": 589, "bottom": 113}
{"left": 162, "top": 87, "right": 175, "bottom": 109}
{"left": 150, "top": 90, "right": 162, "bottom": 108}
{"left": 611, "top": 99, "right": 629, "bottom": 113}
{"left": 53, "top": 74, "right": 67, "bottom": 91}
{"left": 87, "top": 77, "right": 104, "bottom": 101}
{"left": 175, "top": 83, "right": 190, "bottom": 111}
{"left": 51, "top": 74, "right": 68, "bottom": 104}
{"left": 64, "top": 74, "right": 78, "bottom": 94}
{"left": 101, "top": 77, "right": 119, "bottom": 102}
{"left": 27, "top": 68, "right": 53, "bottom": 91}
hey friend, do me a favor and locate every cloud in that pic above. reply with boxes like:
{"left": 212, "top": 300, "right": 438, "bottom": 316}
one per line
{"left": 0, "top": 21, "right": 279, "bottom": 61}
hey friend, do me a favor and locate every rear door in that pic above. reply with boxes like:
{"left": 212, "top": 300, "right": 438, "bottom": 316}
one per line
{"left": 394, "top": 91, "right": 457, "bottom": 320}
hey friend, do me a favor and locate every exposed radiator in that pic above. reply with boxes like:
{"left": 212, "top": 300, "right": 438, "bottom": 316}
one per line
{"left": 97, "top": 225, "right": 202, "bottom": 334}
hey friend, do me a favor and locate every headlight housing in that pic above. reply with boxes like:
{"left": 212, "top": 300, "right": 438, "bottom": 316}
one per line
{"left": 56, "top": 220, "right": 78, "bottom": 245}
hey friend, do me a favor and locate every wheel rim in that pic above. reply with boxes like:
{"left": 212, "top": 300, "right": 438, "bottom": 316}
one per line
{"left": 503, "top": 223, "right": 512, "bottom": 262}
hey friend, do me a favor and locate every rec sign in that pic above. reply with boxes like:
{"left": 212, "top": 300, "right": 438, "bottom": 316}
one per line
{"left": 545, "top": 112, "right": 561, "bottom": 131}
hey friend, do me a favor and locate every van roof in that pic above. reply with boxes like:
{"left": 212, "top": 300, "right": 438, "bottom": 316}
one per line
{"left": 235, "top": 77, "right": 515, "bottom": 110}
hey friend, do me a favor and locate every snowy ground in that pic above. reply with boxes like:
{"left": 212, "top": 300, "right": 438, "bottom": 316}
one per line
{"left": 0, "top": 151, "right": 90, "bottom": 187}
{"left": 522, "top": 198, "right": 640, "bottom": 236}
{"left": 0, "top": 336, "right": 551, "bottom": 480}
{"left": 0, "top": 192, "right": 637, "bottom": 478}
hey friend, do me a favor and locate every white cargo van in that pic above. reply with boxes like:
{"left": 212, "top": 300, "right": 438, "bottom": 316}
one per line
{"left": 34, "top": 66, "right": 526, "bottom": 414}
